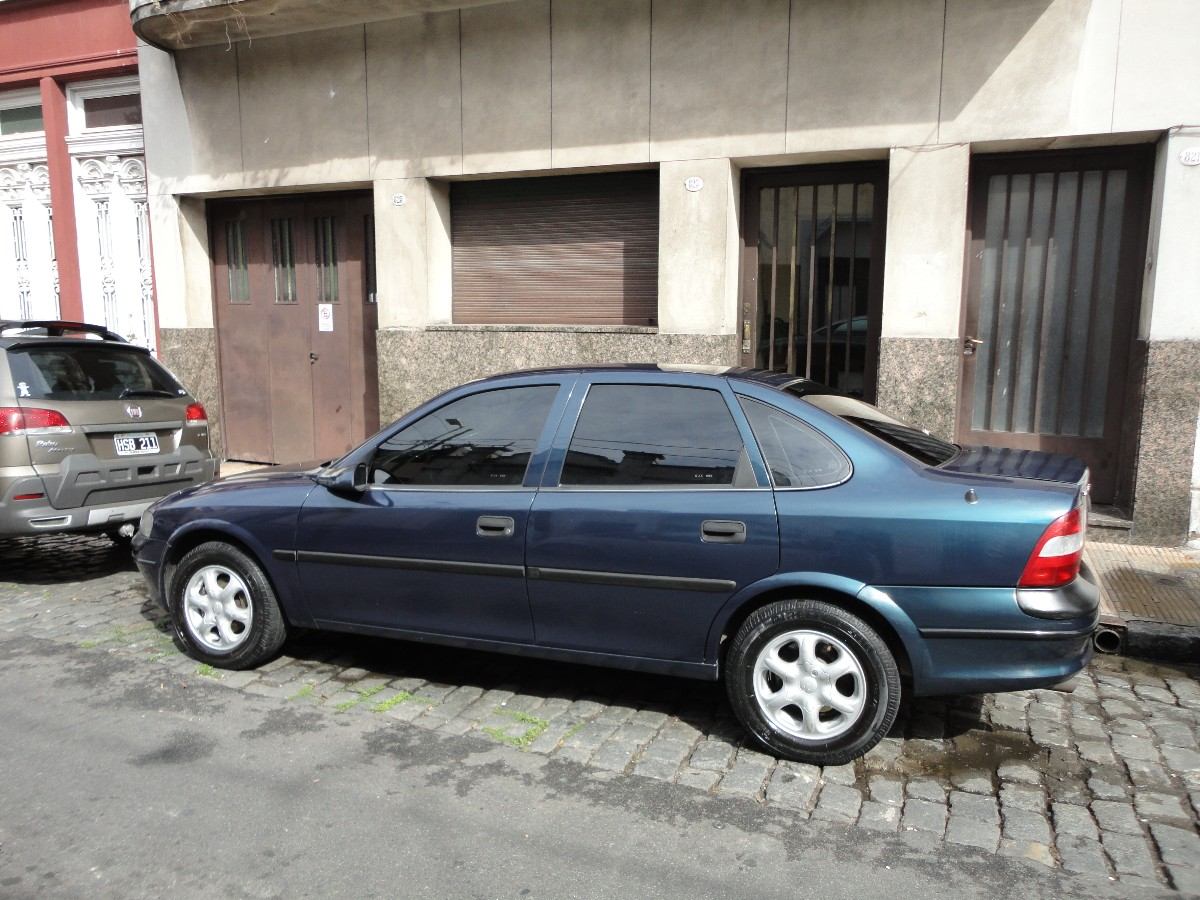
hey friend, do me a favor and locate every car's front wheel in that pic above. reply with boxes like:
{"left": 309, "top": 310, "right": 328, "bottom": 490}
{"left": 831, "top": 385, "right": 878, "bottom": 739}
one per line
{"left": 169, "top": 541, "right": 287, "bottom": 669}
{"left": 725, "top": 599, "right": 901, "bottom": 766}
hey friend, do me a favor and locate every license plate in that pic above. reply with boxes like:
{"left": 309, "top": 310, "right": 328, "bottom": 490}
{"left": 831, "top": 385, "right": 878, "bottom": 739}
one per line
{"left": 114, "top": 432, "right": 160, "bottom": 456}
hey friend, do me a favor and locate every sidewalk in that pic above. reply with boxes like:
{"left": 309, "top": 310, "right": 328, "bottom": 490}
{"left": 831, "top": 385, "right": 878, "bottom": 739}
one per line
{"left": 1085, "top": 541, "right": 1200, "bottom": 662}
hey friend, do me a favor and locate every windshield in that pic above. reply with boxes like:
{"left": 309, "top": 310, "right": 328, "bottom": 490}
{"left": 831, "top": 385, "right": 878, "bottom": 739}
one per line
{"left": 8, "top": 345, "right": 185, "bottom": 402}
{"left": 795, "top": 389, "right": 959, "bottom": 466}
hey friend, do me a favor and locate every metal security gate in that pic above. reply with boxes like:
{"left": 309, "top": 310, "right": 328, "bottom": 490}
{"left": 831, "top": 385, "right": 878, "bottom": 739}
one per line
{"left": 210, "top": 193, "right": 378, "bottom": 464}
{"left": 741, "top": 164, "right": 886, "bottom": 400}
{"left": 957, "top": 148, "right": 1152, "bottom": 505}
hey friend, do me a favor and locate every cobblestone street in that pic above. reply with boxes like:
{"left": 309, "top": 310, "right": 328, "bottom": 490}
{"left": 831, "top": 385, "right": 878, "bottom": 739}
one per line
{"left": 3, "top": 534, "right": 1199, "bottom": 895}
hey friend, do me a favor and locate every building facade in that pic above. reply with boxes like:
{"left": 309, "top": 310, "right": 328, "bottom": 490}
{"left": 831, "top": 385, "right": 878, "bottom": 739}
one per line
{"left": 1, "top": 0, "right": 157, "bottom": 350}
{"left": 132, "top": 0, "right": 1200, "bottom": 544}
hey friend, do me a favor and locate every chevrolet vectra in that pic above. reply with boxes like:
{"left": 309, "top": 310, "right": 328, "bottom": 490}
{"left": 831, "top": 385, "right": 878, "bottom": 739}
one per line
{"left": 133, "top": 366, "right": 1098, "bottom": 764}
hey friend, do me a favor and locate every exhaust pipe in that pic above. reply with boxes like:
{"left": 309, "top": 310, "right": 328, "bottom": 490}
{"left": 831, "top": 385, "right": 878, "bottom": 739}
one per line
{"left": 1093, "top": 626, "right": 1124, "bottom": 654}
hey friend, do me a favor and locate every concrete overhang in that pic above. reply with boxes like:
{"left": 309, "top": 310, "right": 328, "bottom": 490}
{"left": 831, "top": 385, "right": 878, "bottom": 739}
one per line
{"left": 130, "top": 0, "right": 516, "bottom": 50}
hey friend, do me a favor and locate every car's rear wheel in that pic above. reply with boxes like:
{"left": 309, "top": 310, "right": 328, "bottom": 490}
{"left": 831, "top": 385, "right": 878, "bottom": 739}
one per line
{"left": 725, "top": 599, "right": 900, "bottom": 765}
{"left": 169, "top": 541, "right": 286, "bottom": 669}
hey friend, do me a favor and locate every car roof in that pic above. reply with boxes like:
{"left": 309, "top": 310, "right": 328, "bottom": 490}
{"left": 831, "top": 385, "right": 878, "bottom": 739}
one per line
{"left": 475, "top": 363, "right": 833, "bottom": 394}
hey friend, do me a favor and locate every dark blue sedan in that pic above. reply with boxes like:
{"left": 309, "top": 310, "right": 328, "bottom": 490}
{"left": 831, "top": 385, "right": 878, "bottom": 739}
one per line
{"left": 133, "top": 366, "right": 1098, "bottom": 764}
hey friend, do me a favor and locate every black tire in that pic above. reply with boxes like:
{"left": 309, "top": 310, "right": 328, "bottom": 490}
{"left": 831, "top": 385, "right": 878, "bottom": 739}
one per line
{"left": 168, "top": 541, "right": 287, "bottom": 670}
{"left": 724, "top": 599, "right": 901, "bottom": 766}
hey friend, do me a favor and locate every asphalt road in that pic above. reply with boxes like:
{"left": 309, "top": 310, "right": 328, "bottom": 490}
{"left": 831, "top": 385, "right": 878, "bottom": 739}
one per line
{"left": 0, "top": 636, "right": 1168, "bottom": 900}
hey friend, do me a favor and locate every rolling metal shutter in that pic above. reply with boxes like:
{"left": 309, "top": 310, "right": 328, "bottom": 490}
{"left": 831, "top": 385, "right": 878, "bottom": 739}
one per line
{"left": 451, "top": 171, "right": 659, "bottom": 325}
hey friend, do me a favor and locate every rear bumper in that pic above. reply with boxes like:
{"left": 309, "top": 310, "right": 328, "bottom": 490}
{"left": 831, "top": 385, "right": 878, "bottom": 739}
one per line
{"left": 0, "top": 453, "right": 216, "bottom": 537}
{"left": 880, "top": 568, "right": 1099, "bottom": 697}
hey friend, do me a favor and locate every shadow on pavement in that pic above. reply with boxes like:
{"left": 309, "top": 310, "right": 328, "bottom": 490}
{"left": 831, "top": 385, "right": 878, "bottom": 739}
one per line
{"left": 0, "top": 533, "right": 137, "bottom": 585}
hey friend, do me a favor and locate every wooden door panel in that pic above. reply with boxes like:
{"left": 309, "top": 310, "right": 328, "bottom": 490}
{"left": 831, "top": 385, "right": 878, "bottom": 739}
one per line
{"left": 212, "top": 207, "right": 274, "bottom": 462}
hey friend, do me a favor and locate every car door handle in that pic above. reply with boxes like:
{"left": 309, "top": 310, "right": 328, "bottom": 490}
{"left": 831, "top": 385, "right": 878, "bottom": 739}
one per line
{"left": 701, "top": 520, "right": 746, "bottom": 544}
{"left": 476, "top": 515, "right": 515, "bottom": 538}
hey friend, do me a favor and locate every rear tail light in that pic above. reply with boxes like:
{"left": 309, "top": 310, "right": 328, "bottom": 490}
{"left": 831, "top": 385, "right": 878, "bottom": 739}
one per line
{"left": 1019, "top": 506, "right": 1085, "bottom": 588}
{"left": 0, "top": 407, "right": 71, "bottom": 436}
{"left": 185, "top": 402, "right": 208, "bottom": 426}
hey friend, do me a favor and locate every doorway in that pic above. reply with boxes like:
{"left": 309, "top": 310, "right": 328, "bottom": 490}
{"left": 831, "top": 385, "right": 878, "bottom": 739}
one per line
{"left": 957, "top": 148, "right": 1152, "bottom": 505}
{"left": 210, "top": 193, "right": 378, "bottom": 464}
{"left": 740, "top": 163, "right": 887, "bottom": 401}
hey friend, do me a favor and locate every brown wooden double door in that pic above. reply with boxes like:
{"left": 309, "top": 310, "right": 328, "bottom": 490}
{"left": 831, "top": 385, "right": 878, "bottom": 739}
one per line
{"left": 210, "top": 193, "right": 378, "bottom": 464}
{"left": 957, "top": 148, "right": 1152, "bottom": 505}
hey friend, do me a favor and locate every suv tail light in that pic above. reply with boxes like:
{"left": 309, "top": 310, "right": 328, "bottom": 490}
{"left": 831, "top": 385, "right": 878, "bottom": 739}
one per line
{"left": 1019, "top": 506, "right": 1085, "bottom": 588}
{"left": 0, "top": 407, "right": 71, "bottom": 436}
{"left": 185, "top": 402, "right": 208, "bottom": 426}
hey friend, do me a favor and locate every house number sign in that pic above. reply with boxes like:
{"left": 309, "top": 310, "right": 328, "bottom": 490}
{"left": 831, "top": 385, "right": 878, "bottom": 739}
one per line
{"left": 1180, "top": 148, "right": 1200, "bottom": 167}
{"left": 684, "top": 176, "right": 704, "bottom": 192}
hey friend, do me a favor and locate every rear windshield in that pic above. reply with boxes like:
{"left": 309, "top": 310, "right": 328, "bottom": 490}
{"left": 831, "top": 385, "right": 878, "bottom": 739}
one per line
{"left": 794, "top": 389, "right": 959, "bottom": 466}
{"left": 7, "top": 345, "right": 185, "bottom": 402}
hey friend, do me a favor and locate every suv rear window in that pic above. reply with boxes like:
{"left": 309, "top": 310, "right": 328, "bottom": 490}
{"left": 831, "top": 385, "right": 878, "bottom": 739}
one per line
{"left": 795, "top": 390, "right": 958, "bottom": 466}
{"left": 7, "top": 346, "right": 185, "bottom": 402}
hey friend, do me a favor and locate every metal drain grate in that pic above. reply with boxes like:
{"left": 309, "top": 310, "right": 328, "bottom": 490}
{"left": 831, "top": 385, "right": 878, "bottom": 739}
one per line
{"left": 1085, "top": 543, "right": 1200, "bottom": 627}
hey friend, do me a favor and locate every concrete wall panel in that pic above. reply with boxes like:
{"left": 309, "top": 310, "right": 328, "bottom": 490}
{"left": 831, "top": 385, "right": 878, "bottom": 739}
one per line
{"left": 880, "top": 144, "right": 970, "bottom": 339}
{"left": 148, "top": 193, "right": 214, "bottom": 330}
{"left": 650, "top": 0, "right": 789, "bottom": 161}
{"left": 368, "top": 13, "right": 463, "bottom": 179}
{"left": 373, "top": 178, "right": 431, "bottom": 329}
{"left": 1113, "top": 0, "right": 1200, "bottom": 132}
{"left": 140, "top": 44, "right": 246, "bottom": 195}
{"left": 1142, "top": 128, "right": 1200, "bottom": 342}
{"left": 657, "top": 159, "right": 738, "bottom": 335}
{"left": 939, "top": 0, "right": 1119, "bottom": 144}
{"left": 237, "top": 27, "right": 370, "bottom": 186}
{"left": 460, "top": 0, "right": 551, "bottom": 175}
{"left": 550, "top": 0, "right": 651, "bottom": 169}
{"left": 785, "top": 0, "right": 942, "bottom": 153}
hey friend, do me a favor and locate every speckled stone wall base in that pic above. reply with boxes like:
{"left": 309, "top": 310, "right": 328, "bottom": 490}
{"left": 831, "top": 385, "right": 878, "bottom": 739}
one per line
{"left": 1129, "top": 340, "right": 1200, "bottom": 546}
{"left": 159, "top": 327, "right": 224, "bottom": 459}
{"left": 376, "top": 327, "right": 740, "bottom": 424}
{"left": 874, "top": 337, "right": 960, "bottom": 440}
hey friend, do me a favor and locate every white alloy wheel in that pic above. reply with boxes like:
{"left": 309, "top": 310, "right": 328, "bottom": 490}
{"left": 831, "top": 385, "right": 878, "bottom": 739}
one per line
{"left": 751, "top": 629, "right": 867, "bottom": 741}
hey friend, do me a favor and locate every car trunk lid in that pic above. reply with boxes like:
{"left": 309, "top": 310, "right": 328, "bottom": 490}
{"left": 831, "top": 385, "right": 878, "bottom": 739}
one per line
{"left": 939, "top": 445, "right": 1089, "bottom": 487}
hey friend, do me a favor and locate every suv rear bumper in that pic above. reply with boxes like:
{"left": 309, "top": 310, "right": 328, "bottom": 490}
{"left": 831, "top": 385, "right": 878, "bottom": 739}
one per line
{"left": 0, "top": 454, "right": 217, "bottom": 536}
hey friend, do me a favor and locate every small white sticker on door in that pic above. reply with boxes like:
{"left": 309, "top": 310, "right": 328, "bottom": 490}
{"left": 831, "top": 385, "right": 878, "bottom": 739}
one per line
{"left": 318, "top": 303, "right": 334, "bottom": 332}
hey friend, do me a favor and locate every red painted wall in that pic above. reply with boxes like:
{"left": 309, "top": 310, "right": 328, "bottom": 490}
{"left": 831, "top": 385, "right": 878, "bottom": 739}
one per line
{"left": 0, "top": 0, "right": 137, "bottom": 87}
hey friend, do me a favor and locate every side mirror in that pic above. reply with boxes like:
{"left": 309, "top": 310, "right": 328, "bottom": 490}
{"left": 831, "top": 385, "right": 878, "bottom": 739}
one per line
{"left": 316, "top": 462, "right": 369, "bottom": 496}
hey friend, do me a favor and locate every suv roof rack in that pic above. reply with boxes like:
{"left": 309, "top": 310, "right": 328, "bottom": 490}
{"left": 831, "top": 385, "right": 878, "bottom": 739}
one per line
{"left": 0, "top": 320, "right": 127, "bottom": 343}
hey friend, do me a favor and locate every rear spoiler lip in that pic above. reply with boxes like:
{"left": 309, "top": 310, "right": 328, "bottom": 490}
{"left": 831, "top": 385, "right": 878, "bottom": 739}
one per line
{"left": 0, "top": 320, "right": 127, "bottom": 343}
{"left": 6, "top": 339, "right": 149, "bottom": 354}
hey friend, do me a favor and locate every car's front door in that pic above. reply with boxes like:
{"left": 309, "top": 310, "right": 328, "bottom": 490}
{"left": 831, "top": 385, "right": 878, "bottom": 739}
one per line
{"left": 526, "top": 379, "right": 780, "bottom": 664}
{"left": 294, "top": 381, "right": 565, "bottom": 642}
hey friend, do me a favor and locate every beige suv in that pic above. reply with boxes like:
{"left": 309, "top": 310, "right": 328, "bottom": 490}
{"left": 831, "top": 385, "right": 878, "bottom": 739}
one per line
{"left": 1, "top": 320, "right": 217, "bottom": 542}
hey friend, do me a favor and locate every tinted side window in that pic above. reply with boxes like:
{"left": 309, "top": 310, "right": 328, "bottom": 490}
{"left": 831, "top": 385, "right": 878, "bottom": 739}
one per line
{"left": 561, "top": 385, "right": 743, "bottom": 487}
{"left": 370, "top": 386, "right": 557, "bottom": 487}
{"left": 739, "top": 397, "right": 851, "bottom": 488}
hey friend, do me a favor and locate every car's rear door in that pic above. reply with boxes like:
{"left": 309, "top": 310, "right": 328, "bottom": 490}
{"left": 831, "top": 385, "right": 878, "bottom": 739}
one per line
{"left": 293, "top": 379, "right": 569, "bottom": 643}
{"left": 526, "top": 375, "right": 780, "bottom": 664}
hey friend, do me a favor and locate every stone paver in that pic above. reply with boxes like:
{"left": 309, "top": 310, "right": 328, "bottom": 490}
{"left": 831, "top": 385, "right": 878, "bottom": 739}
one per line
{"left": 5, "top": 532, "right": 1200, "bottom": 893}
